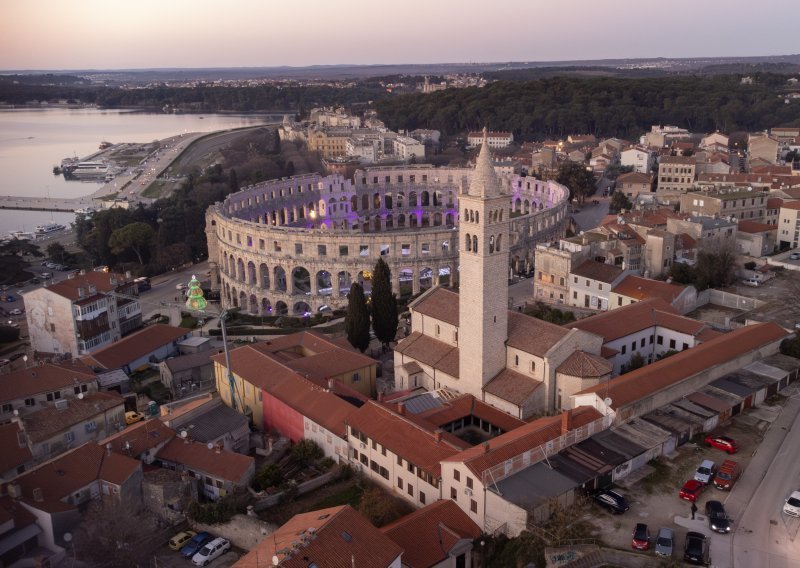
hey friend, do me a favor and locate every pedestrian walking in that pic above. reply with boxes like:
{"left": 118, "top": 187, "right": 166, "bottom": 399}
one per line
{"left": 691, "top": 502, "right": 698, "bottom": 520}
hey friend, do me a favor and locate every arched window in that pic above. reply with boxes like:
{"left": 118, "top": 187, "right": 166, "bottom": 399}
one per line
{"left": 472, "top": 235, "right": 478, "bottom": 252}
{"left": 465, "top": 233, "right": 472, "bottom": 252}
{"left": 464, "top": 208, "right": 468, "bottom": 221}
{"left": 489, "top": 235, "right": 495, "bottom": 254}
{"left": 496, "top": 234, "right": 502, "bottom": 252}
{"left": 475, "top": 212, "right": 479, "bottom": 224}
{"left": 469, "top": 210, "right": 474, "bottom": 223}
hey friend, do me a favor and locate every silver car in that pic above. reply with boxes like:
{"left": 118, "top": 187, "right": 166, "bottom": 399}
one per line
{"left": 655, "top": 527, "right": 674, "bottom": 557}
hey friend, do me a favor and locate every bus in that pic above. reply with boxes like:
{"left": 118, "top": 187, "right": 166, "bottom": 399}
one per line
{"left": 134, "top": 277, "right": 151, "bottom": 292}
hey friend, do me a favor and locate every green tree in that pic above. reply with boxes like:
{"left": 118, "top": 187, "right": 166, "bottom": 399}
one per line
{"left": 610, "top": 190, "right": 633, "bottom": 212}
{"left": 622, "top": 352, "right": 645, "bottom": 374}
{"left": 371, "top": 258, "right": 398, "bottom": 347}
{"left": 0, "top": 239, "right": 42, "bottom": 258}
{"left": 345, "top": 282, "right": 371, "bottom": 352}
{"left": 228, "top": 168, "right": 239, "bottom": 193}
{"left": 46, "top": 242, "right": 69, "bottom": 264}
{"left": 253, "top": 463, "right": 284, "bottom": 491}
{"left": 290, "top": 439, "right": 324, "bottom": 467}
{"left": 556, "top": 161, "right": 596, "bottom": 204}
{"left": 108, "top": 222, "right": 155, "bottom": 265}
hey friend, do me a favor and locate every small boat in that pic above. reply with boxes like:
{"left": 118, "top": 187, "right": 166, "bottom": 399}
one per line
{"left": 35, "top": 223, "right": 66, "bottom": 235}
{"left": 9, "top": 230, "right": 34, "bottom": 240}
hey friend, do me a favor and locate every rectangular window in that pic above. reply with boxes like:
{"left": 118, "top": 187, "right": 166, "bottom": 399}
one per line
{"left": 621, "top": 345, "right": 626, "bottom": 355}
{"left": 380, "top": 245, "right": 389, "bottom": 256}
{"left": 65, "top": 431, "right": 75, "bottom": 443}
{"left": 419, "top": 491, "right": 426, "bottom": 504}
{"left": 339, "top": 245, "right": 348, "bottom": 256}
{"left": 295, "top": 243, "right": 303, "bottom": 255}
{"left": 467, "top": 477, "right": 473, "bottom": 489}
{"left": 247, "top": 236, "right": 253, "bottom": 247}
{"left": 470, "top": 499, "right": 478, "bottom": 513}
{"left": 421, "top": 243, "right": 430, "bottom": 254}
{"left": 640, "top": 338, "right": 645, "bottom": 348}
{"left": 372, "top": 440, "right": 377, "bottom": 450}
{"left": 454, "top": 469, "right": 460, "bottom": 482}
{"left": 25, "top": 398, "right": 35, "bottom": 407}
{"left": 1, "top": 403, "right": 12, "bottom": 413}
{"left": 407, "top": 462, "right": 414, "bottom": 473}
{"left": 259, "top": 239, "right": 265, "bottom": 250}
{"left": 408, "top": 485, "right": 414, "bottom": 497}
{"left": 397, "top": 477, "right": 403, "bottom": 488}
{"left": 683, "top": 343, "right": 689, "bottom": 350}
{"left": 669, "top": 339, "right": 676, "bottom": 349}
{"left": 657, "top": 335, "right": 664, "bottom": 345}
{"left": 273, "top": 241, "right": 282, "bottom": 252}
{"left": 451, "top": 487, "right": 457, "bottom": 499}
{"left": 401, "top": 244, "right": 411, "bottom": 256}
{"left": 318, "top": 244, "right": 327, "bottom": 256}
{"left": 352, "top": 372, "right": 361, "bottom": 383}
{"left": 397, "top": 455, "right": 402, "bottom": 466}
{"left": 359, "top": 245, "right": 369, "bottom": 256}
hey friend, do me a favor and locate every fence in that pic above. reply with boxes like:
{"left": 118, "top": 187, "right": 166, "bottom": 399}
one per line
{"left": 252, "top": 471, "right": 335, "bottom": 511}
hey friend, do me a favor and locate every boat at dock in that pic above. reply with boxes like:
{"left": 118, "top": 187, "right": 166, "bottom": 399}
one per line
{"left": 67, "top": 161, "right": 109, "bottom": 180}
{"left": 8, "top": 230, "right": 35, "bottom": 240}
{"left": 35, "top": 222, "right": 66, "bottom": 235}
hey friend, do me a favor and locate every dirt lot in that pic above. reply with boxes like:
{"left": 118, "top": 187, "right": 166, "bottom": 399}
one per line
{"left": 583, "top": 398, "right": 781, "bottom": 562}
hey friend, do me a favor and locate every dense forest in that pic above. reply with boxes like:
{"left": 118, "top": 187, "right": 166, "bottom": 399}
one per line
{"left": 374, "top": 74, "right": 800, "bottom": 140}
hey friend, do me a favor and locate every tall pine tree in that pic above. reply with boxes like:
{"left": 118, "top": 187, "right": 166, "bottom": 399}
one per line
{"left": 371, "top": 258, "right": 398, "bottom": 347}
{"left": 345, "top": 282, "right": 371, "bottom": 352}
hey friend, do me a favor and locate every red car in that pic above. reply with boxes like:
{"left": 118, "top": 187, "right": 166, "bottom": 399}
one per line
{"left": 679, "top": 479, "right": 705, "bottom": 502}
{"left": 631, "top": 523, "right": 651, "bottom": 550}
{"left": 704, "top": 435, "right": 738, "bottom": 454}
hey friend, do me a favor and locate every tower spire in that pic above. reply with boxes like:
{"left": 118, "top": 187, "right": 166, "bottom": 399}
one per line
{"left": 469, "top": 127, "right": 501, "bottom": 198}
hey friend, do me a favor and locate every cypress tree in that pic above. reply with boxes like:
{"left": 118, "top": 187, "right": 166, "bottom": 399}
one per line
{"left": 371, "top": 258, "right": 398, "bottom": 347}
{"left": 345, "top": 282, "right": 371, "bottom": 352}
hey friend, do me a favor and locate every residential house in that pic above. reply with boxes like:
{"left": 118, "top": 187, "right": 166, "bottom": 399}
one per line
{"left": 777, "top": 201, "right": 800, "bottom": 249}
{"left": 644, "top": 125, "right": 690, "bottom": 148}
{"left": 158, "top": 395, "right": 250, "bottom": 454}
{"left": 159, "top": 349, "right": 218, "bottom": 398}
{"left": 589, "top": 153, "right": 614, "bottom": 174}
{"left": 393, "top": 136, "right": 426, "bottom": 161}
{"left": 533, "top": 240, "right": 591, "bottom": 305}
{"left": 0, "top": 362, "right": 97, "bottom": 425}
{"left": 467, "top": 131, "right": 513, "bottom": 149}
{"left": 0, "top": 422, "right": 34, "bottom": 481}
{"left": 567, "top": 134, "right": 597, "bottom": 146}
{"left": 100, "top": 418, "right": 175, "bottom": 463}
{"left": 381, "top": 500, "right": 482, "bottom": 568}
{"left": 736, "top": 221, "right": 777, "bottom": 257}
{"left": 7, "top": 442, "right": 142, "bottom": 550}
{"left": 15, "top": 391, "right": 125, "bottom": 463}
{"left": 23, "top": 271, "right": 141, "bottom": 356}
{"left": 678, "top": 188, "right": 768, "bottom": 222}
{"left": 748, "top": 133, "right": 779, "bottom": 165}
{"left": 568, "top": 259, "right": 627, "bottom": 311}
{"left": 81, "top": 324, "right": 190, "bottom": 373}
{"left": 0, "top": 495, "right": 43, "bottom": 567}
{"left": 771, "top": 126, "right": 800, "bottom": 144}
{"left": 620, "top": 147, "right": 654, "bottom": 174}
{"left": 154, "top": 437, "right": 255, "bottom": 501}
{"left": 657, "top": 156, "right": 696, "bottom": 203}
{"left": 766, "top": 197, "right": 783, "bottom": 226}
{"left": 567, "top": 298, "right": 712, "bottom": 375}
{"left": 699, "top": 132, "right": 730, "bottom": 153}
{"left": 666, "top": 215, "right": 738, "bottom": 250}
{"left": 616, "top": 172, "right": 653, "bottom": 199}
{"left": 234, "top": 505, "right": 403, "bottom": 568}
{"left": 610, "top": 275, "right": 697, "bottom": 315}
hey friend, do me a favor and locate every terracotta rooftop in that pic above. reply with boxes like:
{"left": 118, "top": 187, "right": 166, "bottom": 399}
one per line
{"left": 571, "top": 260, "right": 624, "bottom": 283}
{"left": 20, "top": 391, "right": 124, "bottom": 443}
{"left": 617, "top": 172, "right": 653, "bottom": 184}
{"left": 382, "top": 500, "right": 481, "bottom": 568}
{"left": 410, "top": 287, "right": 459, "bottom": 326}
{"left": 612, "top": 275, "right": 688, "bottom": 304}
{"left": 660, "top": 155, "right": 695, "bottom": 165}
{"left": 100, "top": 418, "right": 176, "bottom": 457}
{"left": 444, "top": 407, "right": 603, "bottom": 477}
{"left": 156, "top": 437, "right": 254, "bottom": 483}
{"left": 483, "top": 368, "right": 544, "bottom": 405}
{"left": 394, "top": 332, "right": 459, "bottom": 378}
{"left": 738, "top": 220, "right": 776, "bottom": 233}
{"left": 0, "top": 422, "right": 32, "bottom": 476}
{"left": 0, "top": 495, "right": 37, "bottom": 531}
{"left": 567, "top": 298, "right": 704, "bottom": 341}
{"left": 41, "top": 271, "right": 131, "bottom": 302}
{"left": 414, "top": 394, "right": 525, "bottom": 433}
{"left": 346, "top": 401, "right": 465, "bottom": 477}
{"left": 81, "top": 324, "right": 189, "bottom": 370}
{"left": 781, "top": 201, "right": 800, "bottom": 211}
{"left": 507, "top": 311, "right": 571, "bottom": 357}
{"left": 234, "top": 505, "right": 403, "bottom": 568}
{"left": 0, "top": 362, "right": 96, "bottom": 405}
{"left": 767, "top": 197, "right": 784, "bottom": 209}
{"left": 575, "top": 322, "right": 788, "bottom": 409}
{"left": 557, "top": 351, "right": 613, "bottom": 378}
{"left": 14, "top": 442, "right": 140, "bottom": 512}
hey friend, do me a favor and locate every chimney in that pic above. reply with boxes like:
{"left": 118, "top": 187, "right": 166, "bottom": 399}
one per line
{"left": 434, "top": 430, "right": 442, "bottom": 444}
{"left": 327, "top": 378, "right": 335, "bottom": 392}
{"left": 482, "top": 442, "right": 490, "bottom": 454}
{"left": 397, "top": 402, "right": 406, "bottom": 416}
{"left": 561, "top": 409, "right": 574, "bottom": 435}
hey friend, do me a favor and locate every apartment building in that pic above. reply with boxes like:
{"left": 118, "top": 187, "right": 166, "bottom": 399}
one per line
{"left": 620, "top": 147, "right": 654, "bottom": 174}
{"left": 616, "top": 172, "right": 653, "bottom": 198}
{"left": 777, "top": 201, "right": 800, "bottom": 249}
{"left": 24, "top": 271, "right": 141, "bottom": 356}
{"left": 393, "top": 136, "right": 426, "bottom": 161}
{"left": 533, "top": 241, "right": 591, "bottom": 305}
{"left": 657, "top": 156, "right": 696, "bottom": 203}
{"left": 568, "top": 259, "right": 626, "bottom": 311}
{"left": 467, "top": 131, "right": 513, "bottom": 148}
{"left": 679, "top": 188, "right": 768, "bottom": 222}
{"left": 644, "top": 125, "right": 690, "bottom": 148}
{"left": 748, "top": 133, "right": 779, "bottom": 165}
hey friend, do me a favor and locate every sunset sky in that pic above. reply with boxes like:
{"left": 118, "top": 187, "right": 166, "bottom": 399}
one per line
{"left": 1, "top": 0, "right": 796, "bottom": 71}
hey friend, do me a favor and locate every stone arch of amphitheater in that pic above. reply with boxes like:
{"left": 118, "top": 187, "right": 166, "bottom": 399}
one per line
{"left": 205, "top": 165, "right": 570, "bottom": 316}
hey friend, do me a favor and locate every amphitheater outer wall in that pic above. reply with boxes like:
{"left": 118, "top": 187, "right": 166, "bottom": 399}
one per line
{"left": 205, "top": 166, "right": 570, "bottom": 315}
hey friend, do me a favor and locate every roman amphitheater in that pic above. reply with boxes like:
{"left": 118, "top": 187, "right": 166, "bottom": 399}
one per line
{"left": 206, "top": 165, "right": 570, "bottom": 316}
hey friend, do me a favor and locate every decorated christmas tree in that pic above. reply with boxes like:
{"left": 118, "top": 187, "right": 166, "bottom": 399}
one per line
{"left": 184, "top": 275, "right": 207, "bottom": 312}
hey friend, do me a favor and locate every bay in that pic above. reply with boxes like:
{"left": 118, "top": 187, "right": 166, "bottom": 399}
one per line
{"left": 0, "top": 108, "right": 280, "bottom": 235}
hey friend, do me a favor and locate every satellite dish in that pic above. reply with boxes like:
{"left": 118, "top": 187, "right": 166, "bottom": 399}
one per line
{"left": 78, "top": 393, "right": 84, "bottom": 400}
{"left": 604, "top": 397, "right": 613, "bottom": 407}
{"left": 207, "top": 442, "right": 214, "bottom": 450}
{"left": 272, "top": 556, "right": 280, "bottom": 567}
{"left": 180, "top": 430, "right": 188, "bottom": 439}
{"left": 63, "top": 532, "right": 72, "bottom": 543}
{"left": 13, "top": 409, "right": 19, "bottom": 416}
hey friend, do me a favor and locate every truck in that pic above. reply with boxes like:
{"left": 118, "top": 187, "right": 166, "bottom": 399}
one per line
{"left": 712, "top": 459, "right": 741, "bottom": 490}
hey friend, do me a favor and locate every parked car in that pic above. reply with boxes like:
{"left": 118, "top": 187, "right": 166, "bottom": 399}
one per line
{"left": 124, "top": 411, "right": 145, "bottom": 425}
{"left": 704, "top": 434, "right": 738, "bottom": 454}
{"left": 631, "top": 523, "right": 651, "bottom": 551}
{"left": 679, "top": 479, "right": 705, "bottom": 502}
{"left": 783, "top": 490, "right": 800, "bottom": 517}
{"left": 191, "top": 537, "right": 231, "bottom": 566}
{"left": 5, "top": 295, "right": 16, "bottom": 302}
{"left": 705, "top": 500, "right": 731, "bottom": 533}
{"left": 9, "top": 308, "right": 23, "bottom": 315}
{"left": 593, "top": 489, "right": 630, "bottom": 514}
{"left": 713, "top": 459, "right": 741, "bottom": 490}
{"left": 180, "top": 532, "right": 213, "bottom": 559}
{"left": 694, "top": 459, "right": 716, "bottom": 485}
{"left": 169, "top": 530, "right": 197, "bottom": 551}
{"left": 790, "top": 252, "right": 800, "bottom": 260}
{"left": 684, "top": 531, "right": 710, "bottom": 565}
{"left": 176, "top": 283, "right": 188, "bottom": 290}
{"left": 655, "top": 527, "right": 674, "bottom": 558}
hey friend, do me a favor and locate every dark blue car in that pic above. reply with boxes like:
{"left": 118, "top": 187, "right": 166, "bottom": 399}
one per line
{"left": 180, "top": 532, "right": 212, "bottom": 559}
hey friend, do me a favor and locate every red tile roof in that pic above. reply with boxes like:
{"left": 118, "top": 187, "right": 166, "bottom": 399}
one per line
{"left": 81, "top": 324, "right": 189, "bottom": 370}
{"left": 660, "top": 156, "right": 695, "bottom": 165}
{"left": 617, "top": 172, "right": 653, "bottom": 185}
{"left": 507, "top": 311, "right": 571, "bottom": 357}
{"left": 415, "top": 394, "right": 525, "bottom": 433}
{"left": 781, "top": 201, "right": 800, "bottom": 211}
{"left": 767, "top": 197, "right": 784, "bottom": 209}
{"left": 612, "top": 275, "right": 688, "bottom": 304}
{"left": 483, "top": 368, "right": 544, "bottom": 405}
{"left": 14, "top": 443, "right": 140, "bottom": 512}
{"left": 444, "top": 407, "right": 603, "bottom": 477}
{"left": 100, "top": 418, "right": 176, "bottom": 457}
{"left": 156, "top": 437, "right": 254, "bottom": 483}
{"left": 234, "top": 505, "right": 403, "bottom": 568}
{"left": 0, "top": 422, "right": 32, "bottom": 475}
{"left": 0, "top": 495, "right": 37, "bottom": 529}
{"left": 0, "top": 362, "right": 96, "bottom": 405}
{"left": 43, "top": 271, "right": 131, "bottom": 302}
{"left": 410, "top": 287, "right": 459, "bottom": 326}
{"left": 567, "top": 298, "right": 704, "bottom": 341}
{"left": 575, "top": 322, "right": 788, "bottom": 409}
{"left": 346, "top": 401, "right": 464, "bottom": 477}
{"left": 20, "top": 391, "right": 124, "bottom": 443}
{"left": 382, "top": 500, "right": 481, "bottom": 568}
{"left": 738, "top": 220, "right": 776, "bottom": 233}
{"left": 556, "top": 351, "right": 613, "bottom": 378}
{"left": 394, "top": 332, "right": 459, "bottom": 378}
{"left": 571, "top": 260, "right": 624, "bottom": 283}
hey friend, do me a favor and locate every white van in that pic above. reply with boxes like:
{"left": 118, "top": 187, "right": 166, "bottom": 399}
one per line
{"left": 741, "top": 278, "right": 760, "bottom": 287}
